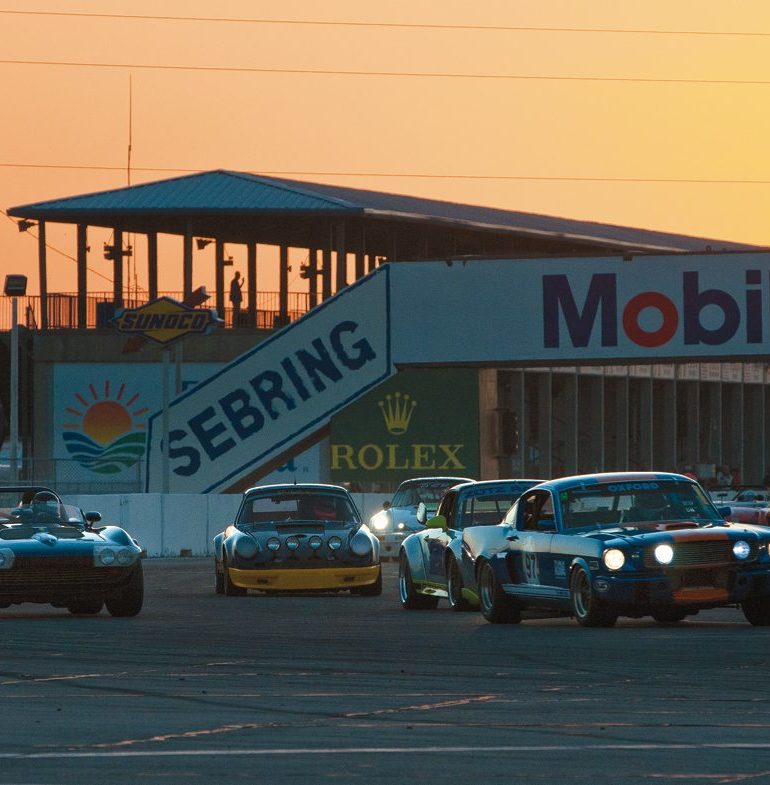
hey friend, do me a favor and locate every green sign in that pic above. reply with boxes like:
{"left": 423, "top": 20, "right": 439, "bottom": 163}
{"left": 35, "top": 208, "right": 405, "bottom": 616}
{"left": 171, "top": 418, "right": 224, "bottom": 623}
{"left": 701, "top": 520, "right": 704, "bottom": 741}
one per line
{"left": 330, "top": 368, "right": 479, "bottom": 483}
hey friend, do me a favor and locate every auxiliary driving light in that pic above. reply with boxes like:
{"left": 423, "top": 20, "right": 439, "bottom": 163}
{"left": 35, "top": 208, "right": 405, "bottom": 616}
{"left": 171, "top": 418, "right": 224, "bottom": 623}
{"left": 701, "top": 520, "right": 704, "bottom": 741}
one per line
{"left": 328, "top": 536, "right": 342, "bottom": 551}
{"left": 286, "top": 536, "right": 300, "bottom": 551}
{"left": 266, "top": 537, "right": 280, "bottom": 552}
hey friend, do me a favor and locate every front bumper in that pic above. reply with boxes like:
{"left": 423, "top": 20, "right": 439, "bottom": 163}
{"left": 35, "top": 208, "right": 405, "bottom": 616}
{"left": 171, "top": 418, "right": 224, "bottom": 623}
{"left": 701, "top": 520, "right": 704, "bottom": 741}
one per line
{"left": 228, "top": 564, "right": 380, "bottom": 591}
{"left": 375, "top": 532, "right": 410, "bottom": 559}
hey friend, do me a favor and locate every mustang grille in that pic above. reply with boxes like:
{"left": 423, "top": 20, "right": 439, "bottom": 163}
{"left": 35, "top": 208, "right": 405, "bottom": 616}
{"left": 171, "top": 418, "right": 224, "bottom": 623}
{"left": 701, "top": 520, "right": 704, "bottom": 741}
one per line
{"left": 643, "top": 540, "right": 749, "bottom": 568}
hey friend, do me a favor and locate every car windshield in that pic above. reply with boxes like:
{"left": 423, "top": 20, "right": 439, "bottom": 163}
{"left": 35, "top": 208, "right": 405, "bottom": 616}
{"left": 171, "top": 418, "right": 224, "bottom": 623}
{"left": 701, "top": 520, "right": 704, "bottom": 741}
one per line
{"left": 457, "top": 484, "right": 534, "bottom": 528}
{"left": 237, "top": 491, "right": 359, "bottom": 527}
{"left": 0, "top": 500, "right": 84, "bottom": 529}
{"left": 392, "top": 480, "right": 463, "bottom": 511}
{"left": 560, "top": 480, "right": 723, "bottom": 530}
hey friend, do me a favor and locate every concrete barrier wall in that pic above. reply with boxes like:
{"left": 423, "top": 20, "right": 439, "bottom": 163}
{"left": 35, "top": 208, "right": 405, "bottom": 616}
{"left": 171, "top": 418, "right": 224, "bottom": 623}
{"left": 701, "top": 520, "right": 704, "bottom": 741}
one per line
{"left": 68, "top": 493, "right": 389, "bottom": 557}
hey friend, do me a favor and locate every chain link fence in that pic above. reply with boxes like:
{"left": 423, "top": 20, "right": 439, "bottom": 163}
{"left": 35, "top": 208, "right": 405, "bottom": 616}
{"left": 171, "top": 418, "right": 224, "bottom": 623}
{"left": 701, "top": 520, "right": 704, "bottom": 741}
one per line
{"left": 0, "top": 458, "right": 146, "bottom": 495}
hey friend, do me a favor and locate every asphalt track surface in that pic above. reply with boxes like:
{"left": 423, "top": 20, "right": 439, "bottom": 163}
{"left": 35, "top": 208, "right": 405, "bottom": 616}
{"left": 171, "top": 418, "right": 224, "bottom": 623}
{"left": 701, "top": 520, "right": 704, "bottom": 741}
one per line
{"left": 2, "top": 559, "right": 770, "bottom": 785}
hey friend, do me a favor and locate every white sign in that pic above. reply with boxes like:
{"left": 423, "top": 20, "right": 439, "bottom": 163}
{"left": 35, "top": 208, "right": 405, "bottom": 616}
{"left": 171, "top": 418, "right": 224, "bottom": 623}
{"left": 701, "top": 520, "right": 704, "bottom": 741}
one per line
{"left": 145, "top": 271, "right": 392, "bottom": 492}
{"left": 390, "top": 253, "right": 770, "bottom": 363}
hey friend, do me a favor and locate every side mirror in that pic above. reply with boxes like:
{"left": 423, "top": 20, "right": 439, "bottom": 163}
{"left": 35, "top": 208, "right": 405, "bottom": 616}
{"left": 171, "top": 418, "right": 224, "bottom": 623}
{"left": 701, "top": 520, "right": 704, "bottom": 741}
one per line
{"left": 717, "top": 506, "right": 731, "bottom": 518}
{"left": 535, "top": 518, "right": 556, "bottom": 533}
{"left": 426, "top": 515, "right": 448, "bottom": 531}
{"left": 85, "top": 511, "right": 102, "bottom": 524}
{"left": 415, "top": 502, "right": 427, "bottom": 525}
{"left": 382, "top": 500, "right": 391, "bottom": 511}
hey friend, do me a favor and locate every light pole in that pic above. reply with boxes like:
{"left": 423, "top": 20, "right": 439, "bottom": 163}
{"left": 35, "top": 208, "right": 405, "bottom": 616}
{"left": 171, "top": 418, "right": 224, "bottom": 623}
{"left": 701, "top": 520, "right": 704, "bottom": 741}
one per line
{"left": 4, "top": 275, "right": 27, "bottom": 482}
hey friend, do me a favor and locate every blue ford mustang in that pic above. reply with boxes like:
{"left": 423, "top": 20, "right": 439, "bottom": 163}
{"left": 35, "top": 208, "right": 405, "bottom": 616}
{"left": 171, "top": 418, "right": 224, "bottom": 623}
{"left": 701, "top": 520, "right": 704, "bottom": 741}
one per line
{"left": 461, "top": 472, "right": 770, "bottom": 627}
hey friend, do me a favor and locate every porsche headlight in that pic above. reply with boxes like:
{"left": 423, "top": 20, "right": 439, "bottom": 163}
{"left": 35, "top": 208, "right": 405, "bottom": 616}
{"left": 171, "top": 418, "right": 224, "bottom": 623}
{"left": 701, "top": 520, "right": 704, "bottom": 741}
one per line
{"left": 94, "top": 547, "right": 116, "bottom": 566}
{"left": 603, "top": 548, "right": 625, "bottom": 571}
{"left": 234, "top": 536, "right": 258, "bottom": 559}
{"left": 285, "top": 536, "right": 300, "bottom": 551}
{"left": 328, "top": 536, "right": 342, "bottom": 551}
{"left": 350, "top": 531, "right": 373, "bottom": 556}
{"left": 266, "top": 537, "right": 280, "bottom": 552}
{"left": 654, "top": 544, "right": 674, "bottom": 565}
{"left": 308, "top": 535, "right": 322, "bottom": 549}
{"left": 733, "top": 540, "right": 751, "bottom": 560}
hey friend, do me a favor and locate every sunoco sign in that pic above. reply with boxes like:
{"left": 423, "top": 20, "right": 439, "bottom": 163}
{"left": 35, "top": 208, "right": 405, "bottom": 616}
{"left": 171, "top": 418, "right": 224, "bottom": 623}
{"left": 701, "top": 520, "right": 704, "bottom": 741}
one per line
{"left": 111, "top": 297, "right": 221, "bottom": 345}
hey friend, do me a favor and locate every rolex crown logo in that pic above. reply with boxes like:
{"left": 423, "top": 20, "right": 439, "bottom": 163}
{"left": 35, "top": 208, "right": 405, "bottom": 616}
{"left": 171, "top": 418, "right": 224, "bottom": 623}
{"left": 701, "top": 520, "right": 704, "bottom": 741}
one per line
{"left": 378, "top": 392, "right": 417, "bottom": 436}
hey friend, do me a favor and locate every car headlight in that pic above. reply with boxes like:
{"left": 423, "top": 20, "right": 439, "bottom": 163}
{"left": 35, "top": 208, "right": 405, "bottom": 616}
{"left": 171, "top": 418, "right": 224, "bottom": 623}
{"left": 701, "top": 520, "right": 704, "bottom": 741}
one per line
{"left": 733, "top": 540, "right": 751, "bottom": 560}
{"left": 396, "top": 522, "right": 405, "bottom": 530}
{"left": 603, "top": 548, "right": 625, "bottom": 571}
{"left": 371, "top": 513, "right": 390, "bottom": 532}
{"left": 266, "top": 537, "right": 280, "bottom": 552}
{"left": 94, "top": 547, "right": 116, "bottom": 566}
{"left": 350, "top": 531, "right": 373, "bottom": 556}
{"left": 308, "top": 535, "right": 322, "bottom": 549}
{"left": 654, "top": 544, "right": 674, "bottom": 565}
{"left": 116, "top": 548, "right": 136, "bottom": 566}
{"left": 328, "top": 536, "right": 342, "bottom": 551}
{"left": 234, "top": 536, "right": 259, "bottom": 559}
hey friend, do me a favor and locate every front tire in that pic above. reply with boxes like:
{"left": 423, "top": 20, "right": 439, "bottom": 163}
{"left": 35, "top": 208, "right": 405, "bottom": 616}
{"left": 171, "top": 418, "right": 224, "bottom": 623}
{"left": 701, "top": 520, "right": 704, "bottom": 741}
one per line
{"left": 447, "top": 557, "right": 473, "bottom": 612}
{"left": 355, "top": 565, "right": 383, "bottom": 596}
{"left": 398, "top": 552, "right": 438, "bottom": 610}
{"left": 105, "top": 563, "right": 144, "bottom": 617}
{"left": 214, "top": 558, "right": 224, "bottom": 594}
{"left": 478, "top": 561, "right": 520, "bottom": 624}
{"left": 223, "top": 556, "right": 247, "bottom": 597}
{"left": 742, "top": 596, "right": 770, "bottom": 626}
{"left": 570, "top": 566, "right": 617, "bottom": 628}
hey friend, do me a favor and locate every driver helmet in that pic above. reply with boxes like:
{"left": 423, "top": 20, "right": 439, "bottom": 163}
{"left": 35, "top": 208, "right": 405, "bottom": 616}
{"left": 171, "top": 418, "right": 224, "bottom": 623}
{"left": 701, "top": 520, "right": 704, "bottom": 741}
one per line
{"left": 30, "top": 491, "right": 61, "bottom": 516}
{"left": 635, "top": 492, "right": 669, "bottom": 515}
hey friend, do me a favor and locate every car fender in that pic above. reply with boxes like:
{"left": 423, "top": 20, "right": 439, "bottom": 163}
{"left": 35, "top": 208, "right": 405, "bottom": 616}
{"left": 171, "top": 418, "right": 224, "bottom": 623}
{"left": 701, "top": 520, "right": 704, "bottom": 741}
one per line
{"left": 99, "top": 526, "right": 135, "bottom": 547}
{"left": 569, "top": 556, "right": 593, "bottom": 583}
{"left": 400, "top": 532, "right": 429, "bottom": 584}
{"left": 213, "top": 532, "right": 225, "bottom": 563}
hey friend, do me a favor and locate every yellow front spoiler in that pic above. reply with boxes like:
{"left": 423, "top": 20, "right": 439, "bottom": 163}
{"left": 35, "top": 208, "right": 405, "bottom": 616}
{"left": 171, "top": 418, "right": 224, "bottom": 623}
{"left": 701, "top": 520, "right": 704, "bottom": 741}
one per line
{"left": 228, "top": 564, "right": 380, "bottom": 591}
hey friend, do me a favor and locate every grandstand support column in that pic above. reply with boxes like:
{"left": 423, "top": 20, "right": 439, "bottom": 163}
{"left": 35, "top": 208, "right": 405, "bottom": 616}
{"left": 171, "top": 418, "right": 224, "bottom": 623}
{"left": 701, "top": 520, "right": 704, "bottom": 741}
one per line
{"left": 354, "top": 224, "right": 365, "bottom": 280}
{"left": 335, "top": 219, "right": 347, "bottom": 293}
{"left": 308, "top": 247, "right": 319, "bottom": 310}
{"left": 215, "top": 240, "right": 225, "bottom": 319}
{"left": 247, "top": 242, "right": 257, "bottom": 326}
{"left": 77, "top": 224, "right": 87, "bottom": 328}
{"left": 113, "top": 229, "right": 124, "bottom": 309}
{"left": 279, "top": 244, "right": 289, "bottom": 325}
{"left": 147, "top": 232, "right": 158, "bottom": 301}
{"left": 38, "top": 220, "right": 48, "bottom": 330}
{"left": 183, "top": 221, "right": 193, "bottom": 300}
{"left": 322, "top": 243, "right": 332, "bottom": 301}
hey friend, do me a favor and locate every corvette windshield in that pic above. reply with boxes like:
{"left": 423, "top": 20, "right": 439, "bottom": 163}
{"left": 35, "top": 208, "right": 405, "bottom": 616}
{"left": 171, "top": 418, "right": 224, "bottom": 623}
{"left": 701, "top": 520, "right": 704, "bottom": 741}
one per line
{"left": 0, "top": 502, "right": 84, "bottom": 528}
{"left": 561, "top": 480, "right": 723, "bottom": 529}
{"left": 237, "top": 492, "right": 359, "bottom": 527}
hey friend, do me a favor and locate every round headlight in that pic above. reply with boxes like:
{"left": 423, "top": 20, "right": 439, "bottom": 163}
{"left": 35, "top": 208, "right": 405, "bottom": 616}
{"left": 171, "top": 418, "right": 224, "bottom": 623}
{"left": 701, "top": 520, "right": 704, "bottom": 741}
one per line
{"left": 603, "top": 548, "right": 625, "bottom": 571}
{"left": 266, "top": 537, "right": 280, "bottom": 552}
{"left": 308, "top": 535, "right": 322, "bottom": 549}
{"left": 350, "top": 531, "right": 373, "bottom": 556}
{"left": 654, "top": 544, "right": 674, "bottom": 565}
{"left": 286, "top": 536, "right": 300, "bottom": 551}
{"left": 371, "top": 514, "right": 389, "bottom": 532}
{"left": 99, "top": 548, "right": 116, "bottom": 566}
{"left": 733, "top": 540, "right": 751, "bottom": 560}
{"left": 234, "top": 536, "right": 258, "bottom": 559}
{"left": 116, "top": 548, "right": 134, "bottom": 565}
{"left": 328, "top": 536, "right": 342, "bottom": 551}
{"left": 397, "top": 522, "right": 405, "bottom": 530}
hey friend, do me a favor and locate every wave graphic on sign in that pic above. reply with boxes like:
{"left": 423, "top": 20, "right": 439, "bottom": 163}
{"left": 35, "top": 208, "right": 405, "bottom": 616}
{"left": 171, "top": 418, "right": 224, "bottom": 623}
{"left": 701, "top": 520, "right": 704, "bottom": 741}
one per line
{"left": 62, "top": 381, "right": 148, "bottom": 474}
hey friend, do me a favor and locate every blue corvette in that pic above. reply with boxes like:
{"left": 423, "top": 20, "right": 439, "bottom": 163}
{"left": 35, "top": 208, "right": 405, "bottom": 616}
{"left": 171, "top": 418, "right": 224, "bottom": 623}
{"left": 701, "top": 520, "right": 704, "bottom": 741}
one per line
{"left": 462, "top": 472, "right": 770, "bottom": 627}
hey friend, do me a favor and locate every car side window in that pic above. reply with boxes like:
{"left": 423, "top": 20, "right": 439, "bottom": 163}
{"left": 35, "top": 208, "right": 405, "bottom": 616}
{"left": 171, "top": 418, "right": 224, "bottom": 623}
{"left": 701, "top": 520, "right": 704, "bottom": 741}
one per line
{"left": 437, "top": 491, "right": 456, "bottom": 525}
{"left": 519, "top": 491, "right": 555, "bottom": 531}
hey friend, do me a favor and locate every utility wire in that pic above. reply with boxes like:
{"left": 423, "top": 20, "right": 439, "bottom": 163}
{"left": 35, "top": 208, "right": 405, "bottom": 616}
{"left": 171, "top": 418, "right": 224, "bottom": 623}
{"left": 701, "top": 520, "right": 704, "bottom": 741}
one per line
{"left": 1, "top": 58, "right": 769, "bottom": 85}
{"left": 0, "top": 9, "right": 768, "bottom": 38}
{"left": 1, "top": 162, "right": 769, "bottom": 185}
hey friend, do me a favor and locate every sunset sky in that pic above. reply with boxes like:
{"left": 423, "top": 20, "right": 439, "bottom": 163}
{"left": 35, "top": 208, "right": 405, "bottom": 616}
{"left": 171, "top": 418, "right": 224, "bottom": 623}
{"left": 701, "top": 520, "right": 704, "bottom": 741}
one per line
{"left": 1, "top": 1, "right": 769, "bottom": 297}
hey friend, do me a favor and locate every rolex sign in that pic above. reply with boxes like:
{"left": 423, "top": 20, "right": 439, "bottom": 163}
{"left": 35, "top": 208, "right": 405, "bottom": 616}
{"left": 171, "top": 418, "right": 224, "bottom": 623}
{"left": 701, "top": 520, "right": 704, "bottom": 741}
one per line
{"left": 329, "top": 368, "right": 480, "bottom": 483}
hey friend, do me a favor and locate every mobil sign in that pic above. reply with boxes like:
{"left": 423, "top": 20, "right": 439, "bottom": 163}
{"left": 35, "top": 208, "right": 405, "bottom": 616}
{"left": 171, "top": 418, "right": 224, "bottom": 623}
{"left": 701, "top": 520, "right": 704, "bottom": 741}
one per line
{"left": 389, "top": 253, "right": 770, "bottom": 365}
{"left": 541, "top": 253, "right": 770, "bottom": 359}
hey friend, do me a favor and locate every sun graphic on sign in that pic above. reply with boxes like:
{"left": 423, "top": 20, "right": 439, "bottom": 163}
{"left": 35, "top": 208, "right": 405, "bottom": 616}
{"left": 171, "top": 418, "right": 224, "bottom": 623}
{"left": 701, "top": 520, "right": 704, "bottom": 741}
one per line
{"left": 62, "top": 381, "right": 148, "bottom": 474}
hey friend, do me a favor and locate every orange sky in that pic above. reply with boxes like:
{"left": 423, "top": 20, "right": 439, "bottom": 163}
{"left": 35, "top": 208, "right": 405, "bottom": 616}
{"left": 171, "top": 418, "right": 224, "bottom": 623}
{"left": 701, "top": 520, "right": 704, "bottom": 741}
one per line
{"left": 2, "top": 1, "right": 769, "bottom": 297}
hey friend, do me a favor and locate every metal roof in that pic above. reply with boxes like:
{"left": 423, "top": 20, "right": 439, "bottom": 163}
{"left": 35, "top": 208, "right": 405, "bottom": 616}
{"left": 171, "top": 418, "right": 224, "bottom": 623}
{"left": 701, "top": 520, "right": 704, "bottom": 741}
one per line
{"left": 8, "top": 169, "right": 762, "bottom": 253}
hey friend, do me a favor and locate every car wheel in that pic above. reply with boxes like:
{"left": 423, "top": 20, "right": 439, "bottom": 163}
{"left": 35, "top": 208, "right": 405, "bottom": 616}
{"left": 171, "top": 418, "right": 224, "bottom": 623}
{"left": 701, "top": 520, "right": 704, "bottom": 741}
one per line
{"left": 398, "top": 552, "right": 438, "bottom": 610}
{"left": 447, "top": 557, "right": 473, "bottom": 612}
{"left": 569, "top": 566, "right": 617, "bottom": 628}
{"left": 742, "top": 597, "right": 770, "bottom": 626}
{"left": 67, "top": 597, "right": 103, "bottom": 615}
{"left": 105, "top": 562, "right": 144, "bottom": 618}
{"left": 651, "top": 607, "right": 687, "bottom": 624}
{"left": 355, "top": 566, "right": 382, "bottom": 596}
{"left": 223, "top": 556, "right": 247, "bottom": 597}
{"left": 478, "top": 561, "right": 520, "bottom": 624}
{"left": 214, "top": 558, "right": 224, "bottom": 594}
